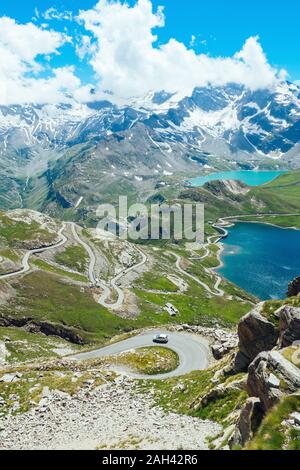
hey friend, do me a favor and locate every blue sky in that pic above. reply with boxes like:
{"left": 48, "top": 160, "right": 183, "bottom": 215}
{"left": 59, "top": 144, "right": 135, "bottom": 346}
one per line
{"left": 155, "top": 0, "right": 300, "bottom": 81}
{"left": 0, "top": 0, "right": 298, "bottom": 105}
{"left": 1, "top": 0, "right": 298, "bottom": 80}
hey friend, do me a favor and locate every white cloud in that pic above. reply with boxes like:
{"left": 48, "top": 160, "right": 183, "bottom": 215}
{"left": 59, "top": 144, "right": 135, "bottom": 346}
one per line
{"left": 0, "top": 1, "right": 288, "bottom": 105}
{"left": 0, "top": 16, "right": 66, "bottom": 62}
{"left": 33, "top": 8, "right": 40, "bottom": 20}
{"left": 43, "top": 8, "right": 73, "bottom": 22}
{"left": 0, "top": 17, "right": 88, "bottom": 105}
{"left": 76, "top": 35, "right": 97, "bottom": 60}
{"left": 78, "top": 0, "right": 285, "bottom": 99}
{"left": 189, "top": 35, "right": 196, "bottom": 48}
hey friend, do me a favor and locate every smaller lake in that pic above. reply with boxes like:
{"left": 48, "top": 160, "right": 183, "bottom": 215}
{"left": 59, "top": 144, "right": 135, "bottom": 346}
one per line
{"left": 189, "top": 170, "right": 286, "bottom": 187}
{"left": 218, "top": 222, "right": 300, "bottom": 300}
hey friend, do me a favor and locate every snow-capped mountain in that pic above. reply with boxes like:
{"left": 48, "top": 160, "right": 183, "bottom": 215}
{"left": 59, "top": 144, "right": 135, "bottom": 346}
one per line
{"left": 1, "top": 81, "right": 300, "bottom": 165}
{"left": 1, "top": 81, "right": 300, "bottom": 211}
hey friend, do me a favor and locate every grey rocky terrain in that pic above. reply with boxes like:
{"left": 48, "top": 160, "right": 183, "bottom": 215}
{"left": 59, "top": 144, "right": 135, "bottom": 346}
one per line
{"left": 0, "top": 375, "right": 221, "bottom": 450}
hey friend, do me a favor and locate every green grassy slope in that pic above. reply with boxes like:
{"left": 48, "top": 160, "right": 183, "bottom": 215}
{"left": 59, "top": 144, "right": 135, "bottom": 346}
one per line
{"left": 54, "top": 245, "right": 88, "bottom": 273}
{"left": 180, "top": 170, "right": 300, "bottom": 227}
{"left": 0, "top": 211, "right": 58, "bottom": 248}
{"left": 0, "top": 270, "right": 131, "bottom": 345}
{"left": 247, "top": 394, "right": 300, "bottom": 450}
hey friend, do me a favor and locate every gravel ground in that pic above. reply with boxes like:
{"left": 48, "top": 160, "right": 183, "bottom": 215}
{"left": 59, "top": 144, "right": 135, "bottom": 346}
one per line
{"left": 0, "top": 376, "right": 221, "bottom": 450}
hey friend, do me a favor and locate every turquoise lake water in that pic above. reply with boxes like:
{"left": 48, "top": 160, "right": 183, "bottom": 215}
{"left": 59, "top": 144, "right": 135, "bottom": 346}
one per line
{"left": 218, "top": 222, "right": 300, "bottom": 300}
{"left": 189, "top": 170, "right": 286, "bottom": 187}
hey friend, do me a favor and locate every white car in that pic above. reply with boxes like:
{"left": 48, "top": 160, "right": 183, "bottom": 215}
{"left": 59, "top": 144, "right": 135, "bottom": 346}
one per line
{"left": 153, "top": 333, "right": 169, "bottom": 344}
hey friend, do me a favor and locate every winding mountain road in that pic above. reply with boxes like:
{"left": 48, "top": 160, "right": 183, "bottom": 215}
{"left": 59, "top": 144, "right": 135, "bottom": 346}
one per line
{"left": 3, "top": 212, "right": 297, "bottom": 306}
{"left": 0, "top": 224, "right": 67, "bottom": 281}
{"left": 98, "top": 246, "right": 147, "bottom": 310}
{"left": 70, "top": 222, "right": 148, "bottom": 310}
{"left": 69, "top": 329, "right": 210, "bottom": 379}
{"left": 69, "top": 222, "right": 97, "bottom": 285}
{"left": 169, "top": 252, "right": 224, "bottom": 297}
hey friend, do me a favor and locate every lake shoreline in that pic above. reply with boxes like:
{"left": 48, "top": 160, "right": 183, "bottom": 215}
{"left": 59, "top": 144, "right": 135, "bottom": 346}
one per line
{"left": 210, "top": 214, "right": 300, "bottom": 300}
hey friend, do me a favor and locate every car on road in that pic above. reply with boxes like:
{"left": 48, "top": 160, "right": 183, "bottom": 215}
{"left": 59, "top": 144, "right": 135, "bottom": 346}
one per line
{"left": 153, "top": 333, "right": 169, "bottom": 344}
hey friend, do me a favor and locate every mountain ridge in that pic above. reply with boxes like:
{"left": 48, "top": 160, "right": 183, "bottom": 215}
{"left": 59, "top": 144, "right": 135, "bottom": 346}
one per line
{"left": 1, "top": 81, "right": 300, "bottom": 213}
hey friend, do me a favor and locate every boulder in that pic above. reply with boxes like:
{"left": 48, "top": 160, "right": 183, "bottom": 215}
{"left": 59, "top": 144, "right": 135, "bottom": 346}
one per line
{"left": 233, "top": 306, "right": 279, "bottom": 372}
{"left": 247, "top": 350, "right": 300, "bottom": 411}
{"left": 211, "top": 342, "right": 231, "bottom": 360}
{"left": 286, "top": 275, "right": 300, "bottom": 298}
{"left": 277, "top": 305, "right": 300, "bottom": 348}
{"left": 291, "top": 411, "right": 300, "bottom": 426}
{"left": 0, "top": 373, "right": 17, "bottom": 383}
{"left": 229, "top": 397, "right": 264, "bottom": 448}
{"left": 211, "top": 335, "right": 238, "bottom": 360}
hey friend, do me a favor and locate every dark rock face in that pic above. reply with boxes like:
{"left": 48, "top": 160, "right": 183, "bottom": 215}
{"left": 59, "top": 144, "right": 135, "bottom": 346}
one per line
{"left": 0, "top": 315, "right": 85, "bottom": 344}
{"left": 229, "top": 397, "right": 264, "bottom": 448}
{"left": 234, "top": 307, "right": 279, "bottom": 372}
{"left": 229, "top": 303, "right": 300, "bottom": 447}
{"left": 247, "top": 350, "right": 300, "bottom": 411}
{"left": 277, "top": 305, "right": 300, "bottom": 348}
{"left": 286, "top": 275, "right": 300, "bottom": 297}
{"left": 25, "top": 321, "right": 85, "bottom": 345}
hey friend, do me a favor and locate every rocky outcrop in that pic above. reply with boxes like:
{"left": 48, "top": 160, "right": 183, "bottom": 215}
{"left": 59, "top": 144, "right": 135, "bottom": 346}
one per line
{"left": 0, "top": 315, "right": 85, "bottom": 345}
{"left": 211, "top": 328, "right": 238, "bottom": 359}
{"left": 227, "top": 303, "right": 300, "bottom": 448}
{"left": 286, "top": 275, "right": 300, "bottom": 298}
{"left": 247, "top": 350, "right": 300, "bottom": 411}
{"left": 229, "top": 397, "right": 264, "bottom": 448}
{"left": 277, "top": 305, "right": 300, "bottom": 348}
{"left": 25, "top": 321, "right": 85, "bottom": 345}
{"left": 233, "top": 306, "right": 279, "bottom": 372}
{"left": 211, "top": 342, "right": 235, "bottom": 360}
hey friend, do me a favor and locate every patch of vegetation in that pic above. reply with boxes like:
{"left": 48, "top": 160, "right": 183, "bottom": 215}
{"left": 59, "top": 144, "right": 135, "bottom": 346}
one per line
{"left": 109, "top": 346, "right": 179, "bottom": 375}
{"left": 282, "top": 345, "right": 300, "bottom": 369}
{"left": 201, "top": 244, "right": 220, "bottom": 269}
{"left": 32, "top": 259, "right": 88, "bottom": 282}
{"left": 0, "top": 327, "right": 80, "bottom": 363}
{"left": 138, "top": 361, "right": 247, "bottom": 426}
{"left": 135, "top": 281, "right": 251, "bottom": 327}
{"left": 0, "top": 212, "right": 56, "bottom": 248}
{"left": 237, "top": 215, "right": 300, "bottom": 229}
{"left": 0, "top": 360, "right": 113, "bottom": 416}
{"left": 138, "top": 272, "right": 179, "bottom": 292}
{"left": 262, "top": 296, "right": 300, "bottom": 326}
{"left": 247, "top": 394, "right": 300, "bottom": 450}
{"left": 0, "top": 270, "right": 134, "bottom": 345}
{"left": 0, "top": 248, "right": 22, "bottom": 275}
{"left": 0, "top": 248, "right": 20, "bottom": 263}
{"left": 55, "top": 245, "right": 88, "bottom": 273}
{"left": 197, "top": 389, "right": 248, "bottom": 424}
